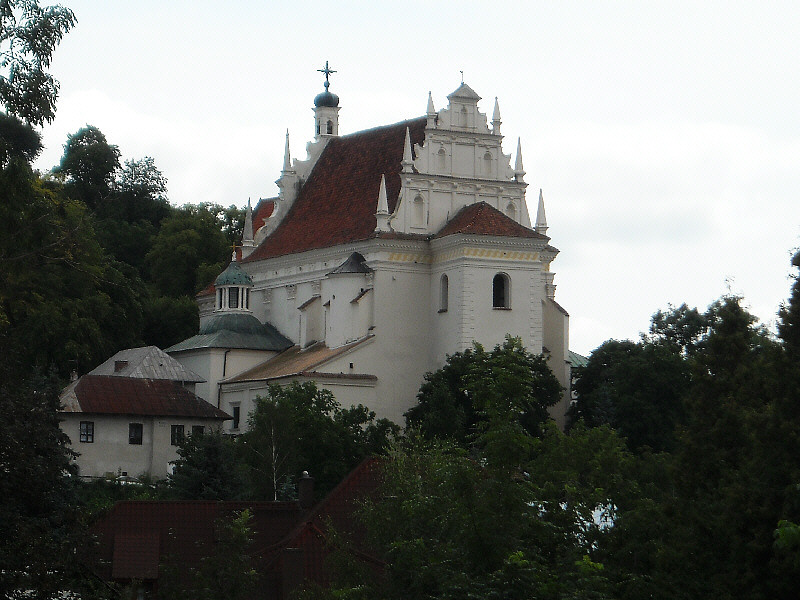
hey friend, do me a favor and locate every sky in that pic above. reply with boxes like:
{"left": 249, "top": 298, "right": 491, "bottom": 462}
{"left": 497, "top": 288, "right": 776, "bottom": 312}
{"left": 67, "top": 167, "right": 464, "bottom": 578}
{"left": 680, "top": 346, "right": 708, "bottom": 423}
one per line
{"left": 32, "top": 1, "right": 800, "bottom": 355}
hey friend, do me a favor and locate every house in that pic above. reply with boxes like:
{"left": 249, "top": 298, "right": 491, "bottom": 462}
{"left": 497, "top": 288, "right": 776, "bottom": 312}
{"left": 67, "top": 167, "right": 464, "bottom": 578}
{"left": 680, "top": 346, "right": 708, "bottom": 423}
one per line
{"left": 168, "top": 69, "right": 571, "bottom": 429}
{"left": 59, "top": 347, "right": 230, "bottom": 479}
{"left": 86, "top": 458, "right": 383, "bottom": 599}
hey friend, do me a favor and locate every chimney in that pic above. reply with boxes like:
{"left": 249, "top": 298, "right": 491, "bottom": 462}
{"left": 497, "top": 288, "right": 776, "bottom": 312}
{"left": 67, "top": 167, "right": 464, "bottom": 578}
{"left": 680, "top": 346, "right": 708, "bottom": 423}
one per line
{"left": 298, "top": 471, "right": 314, "bottom": 509}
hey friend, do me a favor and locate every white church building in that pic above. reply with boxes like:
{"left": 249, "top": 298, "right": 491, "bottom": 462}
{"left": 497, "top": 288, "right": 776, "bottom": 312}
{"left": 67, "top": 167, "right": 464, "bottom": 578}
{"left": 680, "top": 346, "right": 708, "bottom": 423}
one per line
{"left": 167, "top": 68, "right": 571, "bottom": 429}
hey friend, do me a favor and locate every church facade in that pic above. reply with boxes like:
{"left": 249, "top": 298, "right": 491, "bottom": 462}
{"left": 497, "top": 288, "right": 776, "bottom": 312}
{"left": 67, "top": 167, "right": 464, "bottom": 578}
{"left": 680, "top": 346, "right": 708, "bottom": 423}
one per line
{"left": 168, "top": 71, "right": 570, "bottom": 429}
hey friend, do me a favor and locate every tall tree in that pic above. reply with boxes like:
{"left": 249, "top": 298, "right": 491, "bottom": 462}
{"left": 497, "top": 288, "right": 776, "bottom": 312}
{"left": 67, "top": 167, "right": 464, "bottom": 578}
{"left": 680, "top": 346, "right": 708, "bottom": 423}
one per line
{"left": 56, "top": 125, "right": 120, "bottom": 209}
{"left": 0, "top": 0, "right": 76, "bottom": 125}
{"left": 240, "top": 382, "right": 398, "bottom": 501}
{"left": 405, "top": 336, "right": 562, "bottom": 452}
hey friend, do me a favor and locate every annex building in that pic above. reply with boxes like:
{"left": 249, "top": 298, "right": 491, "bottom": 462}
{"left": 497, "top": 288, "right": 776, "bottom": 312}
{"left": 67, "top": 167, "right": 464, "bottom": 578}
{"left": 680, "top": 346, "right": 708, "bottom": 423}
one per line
{"left": 168, "top": 69, "right": 571, "bottom": 429}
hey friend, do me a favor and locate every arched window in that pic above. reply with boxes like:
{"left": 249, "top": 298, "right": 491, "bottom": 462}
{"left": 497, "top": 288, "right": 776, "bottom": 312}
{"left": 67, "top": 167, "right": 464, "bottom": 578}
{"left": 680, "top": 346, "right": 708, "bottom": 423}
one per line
{"left": 439, "top": 274, "right": 449, "bottom": 312}
{"left": 492, "top": 273, "right": 510, "bottom": 308}
{"left": 414, "top": 195, "right": 425, "bottom": 227}
{"left": 460, "top": 106, "right": 468, "bottom": 127}
{"left": 437, "top": 147, "right": 446, "bottom": 170}
{"left": 483, "top": 151, "right": 492, "bottom": 176}
{"left": 505, "top": 202, "right": 516, "bottom": 219}
{"left": 326, "top": 119, "right": 333, "bottom": 134}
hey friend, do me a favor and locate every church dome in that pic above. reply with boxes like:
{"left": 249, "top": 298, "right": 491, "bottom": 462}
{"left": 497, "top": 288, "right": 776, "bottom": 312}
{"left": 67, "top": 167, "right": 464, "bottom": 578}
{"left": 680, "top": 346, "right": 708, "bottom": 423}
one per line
{"left": 214, "top": 261, "right": 253, "bottom": 287}
{"left": 314, "top": 89, "right": 339, "bottom": 108}
{"left": 199, "top": 313, "right": 267, "bottom": 336}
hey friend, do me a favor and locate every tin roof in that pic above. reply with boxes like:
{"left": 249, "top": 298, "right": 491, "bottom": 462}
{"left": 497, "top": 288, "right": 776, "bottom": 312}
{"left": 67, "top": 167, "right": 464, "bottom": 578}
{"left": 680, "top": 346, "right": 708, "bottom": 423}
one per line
{"left": 88, "top": 346, "right": 205, "bottom": 383}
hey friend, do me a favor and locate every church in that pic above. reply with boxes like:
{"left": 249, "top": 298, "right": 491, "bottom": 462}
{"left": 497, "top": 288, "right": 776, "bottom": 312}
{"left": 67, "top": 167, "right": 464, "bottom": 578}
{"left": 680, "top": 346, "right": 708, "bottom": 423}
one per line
{"left": 167, "top": 66, "right": 571, "bottom": 429}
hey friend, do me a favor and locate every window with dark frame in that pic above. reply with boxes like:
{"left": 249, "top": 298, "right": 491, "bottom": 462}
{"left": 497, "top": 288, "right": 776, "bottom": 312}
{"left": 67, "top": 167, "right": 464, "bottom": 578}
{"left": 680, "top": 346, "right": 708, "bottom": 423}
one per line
{"left": 493, "top": 273, "right": 510, "bottom": 308}
{"left": 192, "top": 425, "right": 205, "bottom": 437}
{"left": 79, "top": 421, "right": 94, "bottom": 443}
{"left": 129, "top": 422, "right": 143, "bottom": 445}
{"left": 170, "top": 424, "right": 184, "bottom": 446}
{"left": 232, "top": 405, "right": 241, "bottom": 430}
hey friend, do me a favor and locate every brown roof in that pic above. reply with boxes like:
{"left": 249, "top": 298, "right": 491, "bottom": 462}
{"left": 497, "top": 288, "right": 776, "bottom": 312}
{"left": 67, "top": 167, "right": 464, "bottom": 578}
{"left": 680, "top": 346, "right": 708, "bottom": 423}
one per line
{"left": 86, "top": 459, "right": 385, "bottom": 598}
{"left": 227, "top": 339, "right": 374, "bottom": 383}
{"left": 244, "top": 118, "right": 427, "bottom": 262}
{"left": 435, "top": 201, "right": 548, "bottom": 239}
{"left": 67, "top": 375, "right": 230, "bottom": 419}
{"left": 253, "top": 198, "right": 276, "bottom": 231}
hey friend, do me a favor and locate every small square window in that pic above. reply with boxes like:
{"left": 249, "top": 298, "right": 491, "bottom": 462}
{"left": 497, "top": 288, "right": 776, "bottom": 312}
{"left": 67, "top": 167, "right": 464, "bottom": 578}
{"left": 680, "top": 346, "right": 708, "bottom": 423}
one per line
{"left": 170, "top": 424, "right": 184, "bottom": 446}
{"left": 129, "top": 423, "right": 143, "bottom": 445}
{"left": 80, "top": 421, "right": 94, "bottom": 443}
{"left": 192, "top": 425, "right": 205, "bottom": 437}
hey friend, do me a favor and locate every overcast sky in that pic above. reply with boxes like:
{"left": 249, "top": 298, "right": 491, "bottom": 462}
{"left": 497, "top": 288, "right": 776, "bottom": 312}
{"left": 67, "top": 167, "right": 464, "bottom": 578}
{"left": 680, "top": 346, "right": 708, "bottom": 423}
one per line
{"left": 33, "top": 1, "right": 800, "bottom": 355}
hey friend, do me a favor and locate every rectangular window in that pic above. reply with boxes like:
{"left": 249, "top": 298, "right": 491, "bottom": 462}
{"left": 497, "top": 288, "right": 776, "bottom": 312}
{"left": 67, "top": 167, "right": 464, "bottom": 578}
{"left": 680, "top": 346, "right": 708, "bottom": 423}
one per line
{"left": 129, "top": 423, "right": 143, "bottom": 445}
{"left": 192, "top": 425, "right": 205, "bottom": 437}
{"left": 79, "top": 421, "right": 94, "bottom": 443}
{"left": 229, "top": 287, "right": 239, "bottom": 309}
{"left": 170, "top": 424, "right": 184, "bottom": 446}
{"left": 232, "top": 405, "right": 241, "bottom": 430}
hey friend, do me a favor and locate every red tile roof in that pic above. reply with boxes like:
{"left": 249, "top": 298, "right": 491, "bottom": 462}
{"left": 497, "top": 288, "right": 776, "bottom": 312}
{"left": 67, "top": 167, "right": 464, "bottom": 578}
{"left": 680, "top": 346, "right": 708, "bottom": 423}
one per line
{"left": 86, "top": 459, "right": 386, "bottom": 598}
{"left": 244, "top": 117, "right": 427, "bottom": 262}
{"left": 253, "top": 198, "right": 276, "bottom": 232}
{"left": 70, "top": 375, "right": 230, "bottom": 419}
{"left": 435, "top": 201, "right": 548, "bottom": 239}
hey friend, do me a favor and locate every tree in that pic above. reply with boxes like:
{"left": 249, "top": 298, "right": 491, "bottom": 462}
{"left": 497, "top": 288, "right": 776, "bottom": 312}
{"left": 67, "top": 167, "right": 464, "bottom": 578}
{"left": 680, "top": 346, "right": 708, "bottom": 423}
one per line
{"left": 343, "top": 423, "right": 636, "bottom": 600}
{"left": 0, "top": 0, "right": 76, "bottom": 125}
{"left": 405, "top": 336, "right": 562, "bottom": 451}
{"left": 167, "top": 429, "right": 247, "bottom": 500}
{"left": 56, "top": 125, "right": 120, "bottom": 209}
{"left": 778, "top": 249, "right": 800, "bottom": 357}
{"left": 0, "top": 364, "right": 84, "bottom": 599}
{"left": 569, "top": 337, "right": 689, "bottom": 453}
{"left": 145, "top": 204, "right": 232, "bottom": 297}
{"left": 240, "top": 382, "right": 398, "bottom": 501}
{"left": 158, "top": 510, "right": 259, "bottom": 600}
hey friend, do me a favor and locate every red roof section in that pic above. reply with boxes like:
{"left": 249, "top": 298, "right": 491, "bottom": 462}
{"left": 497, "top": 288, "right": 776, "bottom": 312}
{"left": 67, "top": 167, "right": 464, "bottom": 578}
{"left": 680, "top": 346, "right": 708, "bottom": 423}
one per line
{"left": 253, "top": 198, "right": 276, "bottom": 232}
{"left": 72, "top": 375, "right": 230, "bottom": 419}
{"left": 86, "top": 459, "right": 386, "bottom": 598}
{"left": 244, "top": 117, "right": 427, "bottom": 262}
{"left": 435, "top": 201, "right": 548, "bottom": 239}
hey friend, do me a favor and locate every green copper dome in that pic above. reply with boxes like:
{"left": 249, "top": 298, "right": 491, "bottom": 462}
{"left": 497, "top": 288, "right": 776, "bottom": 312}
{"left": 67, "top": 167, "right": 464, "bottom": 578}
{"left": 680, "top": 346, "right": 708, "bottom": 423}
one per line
{"left": 214, "top": 261, "right": 253, "bottom": 287}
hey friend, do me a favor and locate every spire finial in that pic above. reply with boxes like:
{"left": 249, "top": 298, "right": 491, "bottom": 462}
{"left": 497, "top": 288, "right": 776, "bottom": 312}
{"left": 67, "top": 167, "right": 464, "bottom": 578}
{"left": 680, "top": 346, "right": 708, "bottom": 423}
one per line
{"left": 514, "top": 137, "right": 526, "bottom": 182}
{"left": 283, "top": 129, "right": 292, "bottom": 172}
{"left": 492, "top": 97, "right": 501, "bottom": 135}
{"left": 402, "top": 127, "right": 413, "bottom": 173}
{"left": 535, "top": 189, "right": 548, "bottom": 235}
{"left": 375, "top": 174, "right": 390, "bottom": 232}
{"left": 318, "top": 60, "right": 336, "bottom": 90}
{"left": 460, "top": 70, "right": 464, "bottom": 84}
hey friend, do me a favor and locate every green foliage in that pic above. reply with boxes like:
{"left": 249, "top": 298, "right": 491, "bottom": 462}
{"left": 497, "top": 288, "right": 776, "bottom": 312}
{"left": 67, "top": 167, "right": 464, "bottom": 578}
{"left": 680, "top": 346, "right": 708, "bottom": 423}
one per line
{"left": 569, "top": 338, "right": 689, "bottom": 452}
{"left": 353, "top": 424, "right": 633, "bottom": 600}
{"left": 0, "top": 0, "right": 76, "bottom": 125}
{"left": 0, "top": 110, "right": 41, "bottom": 165}
{"left": 240, "top": 382, "right": 399, "bottom": 501}
{"left": 141, "top": 294, "right": 198, "bottom": 349}
{"left": 158, "top": 510, "right": 259, "bottom": 600}
{"left": 57, "top": 125, "right": 121, "bottom": 208}
{"left": 145, "top": 204, "right": 233, "bottom": 296}
{"left": 0, "top": 365, "right": 84, "bottom": 599}
{"left": 778, "top": 249, "right": 800, "bottom": 357}
{"left": 167, "top": 429, "right": 247, "bottom": 500}
{"left": 406, "top": 336, "right": 562, "bottom": 456}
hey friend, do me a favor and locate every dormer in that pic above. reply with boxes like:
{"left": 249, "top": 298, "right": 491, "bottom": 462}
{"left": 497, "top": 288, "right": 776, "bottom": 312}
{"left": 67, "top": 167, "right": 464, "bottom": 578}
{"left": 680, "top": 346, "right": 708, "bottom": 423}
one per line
{"left": 214, "top": 261, "right": 254, "bottom": 313}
